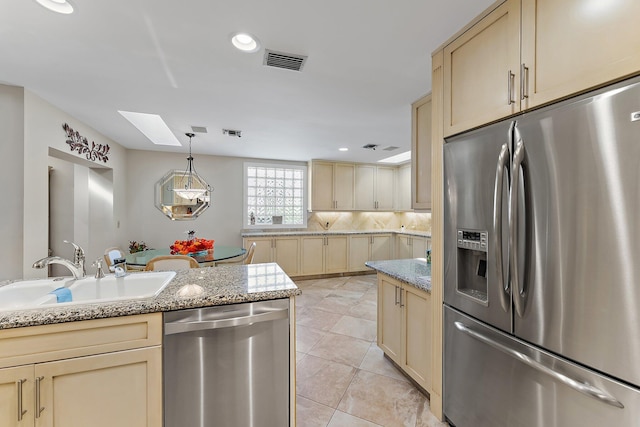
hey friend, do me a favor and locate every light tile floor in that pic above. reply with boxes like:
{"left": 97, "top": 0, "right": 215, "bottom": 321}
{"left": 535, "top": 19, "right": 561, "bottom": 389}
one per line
{"left": 294, "top": 275, "right": 447, "bottom": 427}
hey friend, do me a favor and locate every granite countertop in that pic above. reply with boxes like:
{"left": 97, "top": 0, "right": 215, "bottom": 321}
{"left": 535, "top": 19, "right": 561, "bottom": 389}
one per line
{"left": 241, "top": 229, "right": 431, "bottom": 238}
{"left": 365, "top": 258, "right": 431, "bottom": 293}
{"left": 0, "top": 263, "right": 300, "bottom": 330}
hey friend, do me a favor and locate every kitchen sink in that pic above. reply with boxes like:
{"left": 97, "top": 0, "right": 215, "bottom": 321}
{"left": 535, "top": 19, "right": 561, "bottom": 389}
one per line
{"left": 0, "top": 271, "right": 176, "bottom": 311}
{"left": 0, "top": 278, "right": 73, "bottom": 311}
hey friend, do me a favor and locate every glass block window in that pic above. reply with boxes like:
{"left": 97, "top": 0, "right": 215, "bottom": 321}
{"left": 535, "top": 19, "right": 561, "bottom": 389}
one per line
{"left": 244, "top": 162, "right": 307, "bottom": 228}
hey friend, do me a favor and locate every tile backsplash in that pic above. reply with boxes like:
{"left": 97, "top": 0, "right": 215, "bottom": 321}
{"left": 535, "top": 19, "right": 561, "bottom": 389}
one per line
{"left": 306, "top": 211, "right": 431, "bottom": 232}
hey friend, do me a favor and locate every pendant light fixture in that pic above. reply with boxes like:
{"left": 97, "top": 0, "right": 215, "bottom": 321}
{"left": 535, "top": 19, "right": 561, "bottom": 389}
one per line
{"left": 173, "top": 133, "right": 211, "bottom": 200}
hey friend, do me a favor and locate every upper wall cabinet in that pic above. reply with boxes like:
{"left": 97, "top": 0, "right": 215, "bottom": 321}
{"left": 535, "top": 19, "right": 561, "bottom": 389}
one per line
{"left": 520, "top": 0, "right": 640, "bottom": 108}
{"left": 310, "top": 161, "right": 398, "bottom": 212}
{"left": 310, "top": 161, "right": 355, "bottom": 211}
{"left": 443, "top": 0, "right": 640, "bottom": 137}
{"left": 411, "top": 94, "right": 432, "bottom": 210}
{"left": 354, "top": 165, "right": 395, "bottom": 211}
{"left": 397, "top": 163, "right": 412, "bottom": 211}
{"left": 443, "top": 0, "right": 521, "bottom": 137}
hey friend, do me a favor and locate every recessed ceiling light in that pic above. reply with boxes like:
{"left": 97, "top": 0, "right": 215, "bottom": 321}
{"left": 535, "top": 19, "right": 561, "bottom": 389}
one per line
{"left": 35, "top": 0, "right": 74, "bottom": 14}
{"left": 378, "top": 151, "right": 411, "bottom": 164}
{"left": 339, "top": 148, "right": 349, "bottom": 152}
{"left": 118, "top": 111, "right": 181, "bottom": 146}
{"left": 230, "top": 32, "right": 260, "bottom": 53}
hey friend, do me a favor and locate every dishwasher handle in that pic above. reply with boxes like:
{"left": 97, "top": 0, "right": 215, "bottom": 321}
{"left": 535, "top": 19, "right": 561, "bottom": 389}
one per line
{"left": 165, "top": 307, "right": 288, "bottom": 335}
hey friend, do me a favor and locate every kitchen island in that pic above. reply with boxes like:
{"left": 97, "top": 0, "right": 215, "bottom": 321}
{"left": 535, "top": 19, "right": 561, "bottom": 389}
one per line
{"left": 0, "top": 262, "right": 300, "bottom": 329}
{"left": 366, "top": 258, "right": 433, "bottom": 396}
{"left": 0, "top": 263, "right": 299, "bottom": 427}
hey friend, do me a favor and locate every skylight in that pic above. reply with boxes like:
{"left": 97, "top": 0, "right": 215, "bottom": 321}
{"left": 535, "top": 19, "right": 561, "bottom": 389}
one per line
{"left": 118, "top": 111, "right": 181, "bottom": 146}
{"left": 378, "top": 151, "right": 411, "bottom": 164}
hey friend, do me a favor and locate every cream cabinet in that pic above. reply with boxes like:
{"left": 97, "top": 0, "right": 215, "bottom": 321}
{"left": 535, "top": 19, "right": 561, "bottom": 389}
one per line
{"left": 443, "top": 0, "right": 521, "bottom": 136}
{"left": 0, "top": 365, "right": 34, "bottom": 426}
{"left": 396, "top": 235, "right": 430, "bottom": 260}
{"left": 310, "top": 161, "right": 354, "bottom": 211}
{"left": 377, "top": 274, "right": 431, "bottom": 391}
{"left": 520, "top": 0, "right": 640, "bottom": 108}
{"left": 0, "top": 314, "right": 162, "bottom": 427}
{"left": 244, "top": 236, "right": 300, "bottom": 276}
{"left": 411, "top": 94, "right": 432, "bottom": 210}
{"left": 348, "top": 234, "right": 392, "bottom": 272}
{"left": 443, "top": 0, "right": 640, "bottom": 137}
{"left": 300, "top": 235, "right": 348, "bottom": 276}
{"left": 354, "top": 165, "right": 395, "bottom": 211}
{"left": 396, "top": 164, "right": 412, "bottom": 212}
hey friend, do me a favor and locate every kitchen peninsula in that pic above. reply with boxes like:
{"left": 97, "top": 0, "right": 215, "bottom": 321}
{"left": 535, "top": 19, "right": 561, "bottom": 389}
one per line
{"left": 0, "top": 264, "right": 299, "bottom": 426}
{"left": 366, "top": 258, "right": 432, "bottom": 396}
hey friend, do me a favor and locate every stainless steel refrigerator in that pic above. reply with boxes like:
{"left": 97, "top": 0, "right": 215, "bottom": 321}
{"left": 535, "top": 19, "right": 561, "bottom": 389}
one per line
{"left": 443, "top": 75, "right": 640, "bottom": 426}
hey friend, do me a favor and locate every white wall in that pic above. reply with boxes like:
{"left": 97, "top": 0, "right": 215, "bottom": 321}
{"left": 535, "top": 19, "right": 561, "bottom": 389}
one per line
{"left": 20, "top": 89, "right": 128, "bottom": 278}
{"left": 124, "top": 150, "right": 306, "bottom": 252}
{"left": 0, "top": 85, "right": 24, "bottom": 281}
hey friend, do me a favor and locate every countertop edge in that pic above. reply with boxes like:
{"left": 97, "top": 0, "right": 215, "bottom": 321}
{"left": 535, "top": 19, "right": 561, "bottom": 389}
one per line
{"left": 0, "top": 263, "right": 301, "bottom": 330}
{"left": 241, "top": 229, "right": 431, "bottom": 238}
{"left": 365, "top": 258, "right": 432, "bottom": 293}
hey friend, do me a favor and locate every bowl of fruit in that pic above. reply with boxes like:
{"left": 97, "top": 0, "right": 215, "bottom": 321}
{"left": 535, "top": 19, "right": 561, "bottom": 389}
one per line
{"left": 170, "top": 237, "right": 214, "bottom": 257}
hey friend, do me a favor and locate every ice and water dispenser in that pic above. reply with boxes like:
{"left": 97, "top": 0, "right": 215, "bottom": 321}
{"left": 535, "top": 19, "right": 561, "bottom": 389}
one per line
{"left": 456, "top": 229, "right": 488, "bottom": 304}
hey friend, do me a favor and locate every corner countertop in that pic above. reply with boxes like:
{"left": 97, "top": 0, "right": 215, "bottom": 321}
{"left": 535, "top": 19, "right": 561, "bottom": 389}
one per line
{"left": 241, "top": 229, "right": 431, "bottom": 238}
{"left": 0, "top": 263, "right": 300, "bottom": 330}
{"left": 365, "top": 258, "right": 431, "bottom": 293}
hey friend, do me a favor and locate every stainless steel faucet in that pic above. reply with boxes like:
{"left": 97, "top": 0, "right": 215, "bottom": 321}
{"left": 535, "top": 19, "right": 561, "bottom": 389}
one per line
{"left": 32, "top": 240, "right": 86, "bottom": 280}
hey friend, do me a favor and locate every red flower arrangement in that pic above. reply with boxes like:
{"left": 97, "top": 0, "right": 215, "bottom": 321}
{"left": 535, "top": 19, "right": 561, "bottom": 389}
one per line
{"left": 170, "top": 237, "right": 214, "bottom": 255}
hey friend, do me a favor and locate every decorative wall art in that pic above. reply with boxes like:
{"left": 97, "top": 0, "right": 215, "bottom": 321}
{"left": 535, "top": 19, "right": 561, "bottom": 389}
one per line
{"left": 62, "top": 123, "right": 110, "bottom": 163}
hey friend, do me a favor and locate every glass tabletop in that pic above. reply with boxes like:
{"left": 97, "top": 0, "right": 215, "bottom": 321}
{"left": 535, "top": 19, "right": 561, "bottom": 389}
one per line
{"left": 125, "top": 246, "right": 246, "bottom": 267}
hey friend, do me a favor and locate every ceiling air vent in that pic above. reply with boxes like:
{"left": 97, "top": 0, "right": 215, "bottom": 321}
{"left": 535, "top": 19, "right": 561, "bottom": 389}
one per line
{"left": 362, "top": 144, "right": 379, "bottom": 150}
{"left": 222, "top": 129, "right": 242, "bottom": 138}
{"left": 263, "top": 49, "right": 307, "bottom": 72}
{"left": 191, "top": 126, "right": 208, "bottom": 133}
{"left": 383, "top": 146, "right": 399, "bottom": 151}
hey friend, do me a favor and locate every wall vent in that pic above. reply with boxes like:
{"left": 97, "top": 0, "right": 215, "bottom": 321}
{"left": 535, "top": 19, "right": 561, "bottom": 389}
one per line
{"left": 383, "top": 146, "right": 399, "bottom": 151}
{"left": 191, "top": 126, "right": 208, "bottom": 133}
{"left": 263, "top": 49, "right": 307, "bottom": 72}
{"left": 362, "top": 144, "right": 379, "bottom": 150}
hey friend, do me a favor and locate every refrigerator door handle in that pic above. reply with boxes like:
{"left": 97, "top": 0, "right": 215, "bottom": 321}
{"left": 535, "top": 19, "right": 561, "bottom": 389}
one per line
{"left": 510, "top": 124, "right": 527, "bottom": 317}
{"left": 493, "top": 138, "right": 511, "bottom": 312}
{"left": 453, "top": 321, "right": 625, "bottom": 409}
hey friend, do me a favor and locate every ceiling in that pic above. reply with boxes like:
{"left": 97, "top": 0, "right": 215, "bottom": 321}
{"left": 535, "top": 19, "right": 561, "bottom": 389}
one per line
{"left": 0, "top": 0, "right": 494, "bottom": 163}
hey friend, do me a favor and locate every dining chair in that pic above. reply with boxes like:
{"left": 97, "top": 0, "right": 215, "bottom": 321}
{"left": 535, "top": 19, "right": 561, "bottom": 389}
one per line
{"left": 103, "top": 247, "right": 125, "bottom": 271}
{"left": 216, "top": 242, "right": 256, "bottom": 265}
{"left": 145, "top": 255, "right": 199, "bottom": 271}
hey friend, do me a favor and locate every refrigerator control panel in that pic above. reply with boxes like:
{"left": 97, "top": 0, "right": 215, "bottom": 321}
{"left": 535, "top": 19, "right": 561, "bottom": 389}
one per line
{"left": 457, "top": 230, "right": 488, "bottom": 252}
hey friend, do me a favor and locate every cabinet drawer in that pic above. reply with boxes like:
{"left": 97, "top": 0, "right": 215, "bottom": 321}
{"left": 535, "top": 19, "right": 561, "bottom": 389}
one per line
{"left": 0, "top": 313, "right": 162, "bottom": 368}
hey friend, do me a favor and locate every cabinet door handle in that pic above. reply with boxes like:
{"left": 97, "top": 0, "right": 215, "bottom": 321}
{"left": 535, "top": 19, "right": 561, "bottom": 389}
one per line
{"left": 394, "top": 285, "right": 399, "bottom": 305}
{"left": 521, "top": 63, "right": 529, "bottom": 100}
{"left": 17, "top": 378, "right": 27, "bottom": 421}
{"left": 399, "top": 288, "right": 405, "bottom": 307}
{"left": 507, "top": 70, "right": 515, "bottom": 105}
{"left": 35, "top": 376, "right": 45, "bottom": 418}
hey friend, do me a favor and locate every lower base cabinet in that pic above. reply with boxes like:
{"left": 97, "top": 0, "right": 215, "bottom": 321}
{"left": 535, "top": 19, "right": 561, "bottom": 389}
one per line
{"left": 0, "top": 314, "right": 162, "bottom": 427}
{"left": 245, "top": 237, "right": 300, "bottom": 276}
{"left": 349, "top": 234, "right": 392, "bottom": 272}
{"left": 396, "top": 235, "right": 430, "bottom": 259}
{"left": 377, "top": 273, "right": 431, "bottom": 392}
{"left": 300, "top": 236, "right": 349, "bottom": 275}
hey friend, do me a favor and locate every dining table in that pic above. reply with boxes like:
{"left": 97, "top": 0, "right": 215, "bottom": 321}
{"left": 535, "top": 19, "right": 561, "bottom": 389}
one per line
{"left": 125, "top": 246, "right": 246, "bottom": 268}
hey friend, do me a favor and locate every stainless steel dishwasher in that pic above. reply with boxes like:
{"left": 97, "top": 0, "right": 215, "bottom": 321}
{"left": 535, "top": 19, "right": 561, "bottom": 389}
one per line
{"left": 163, "top": 299, "right": 290, "bottom": 427}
